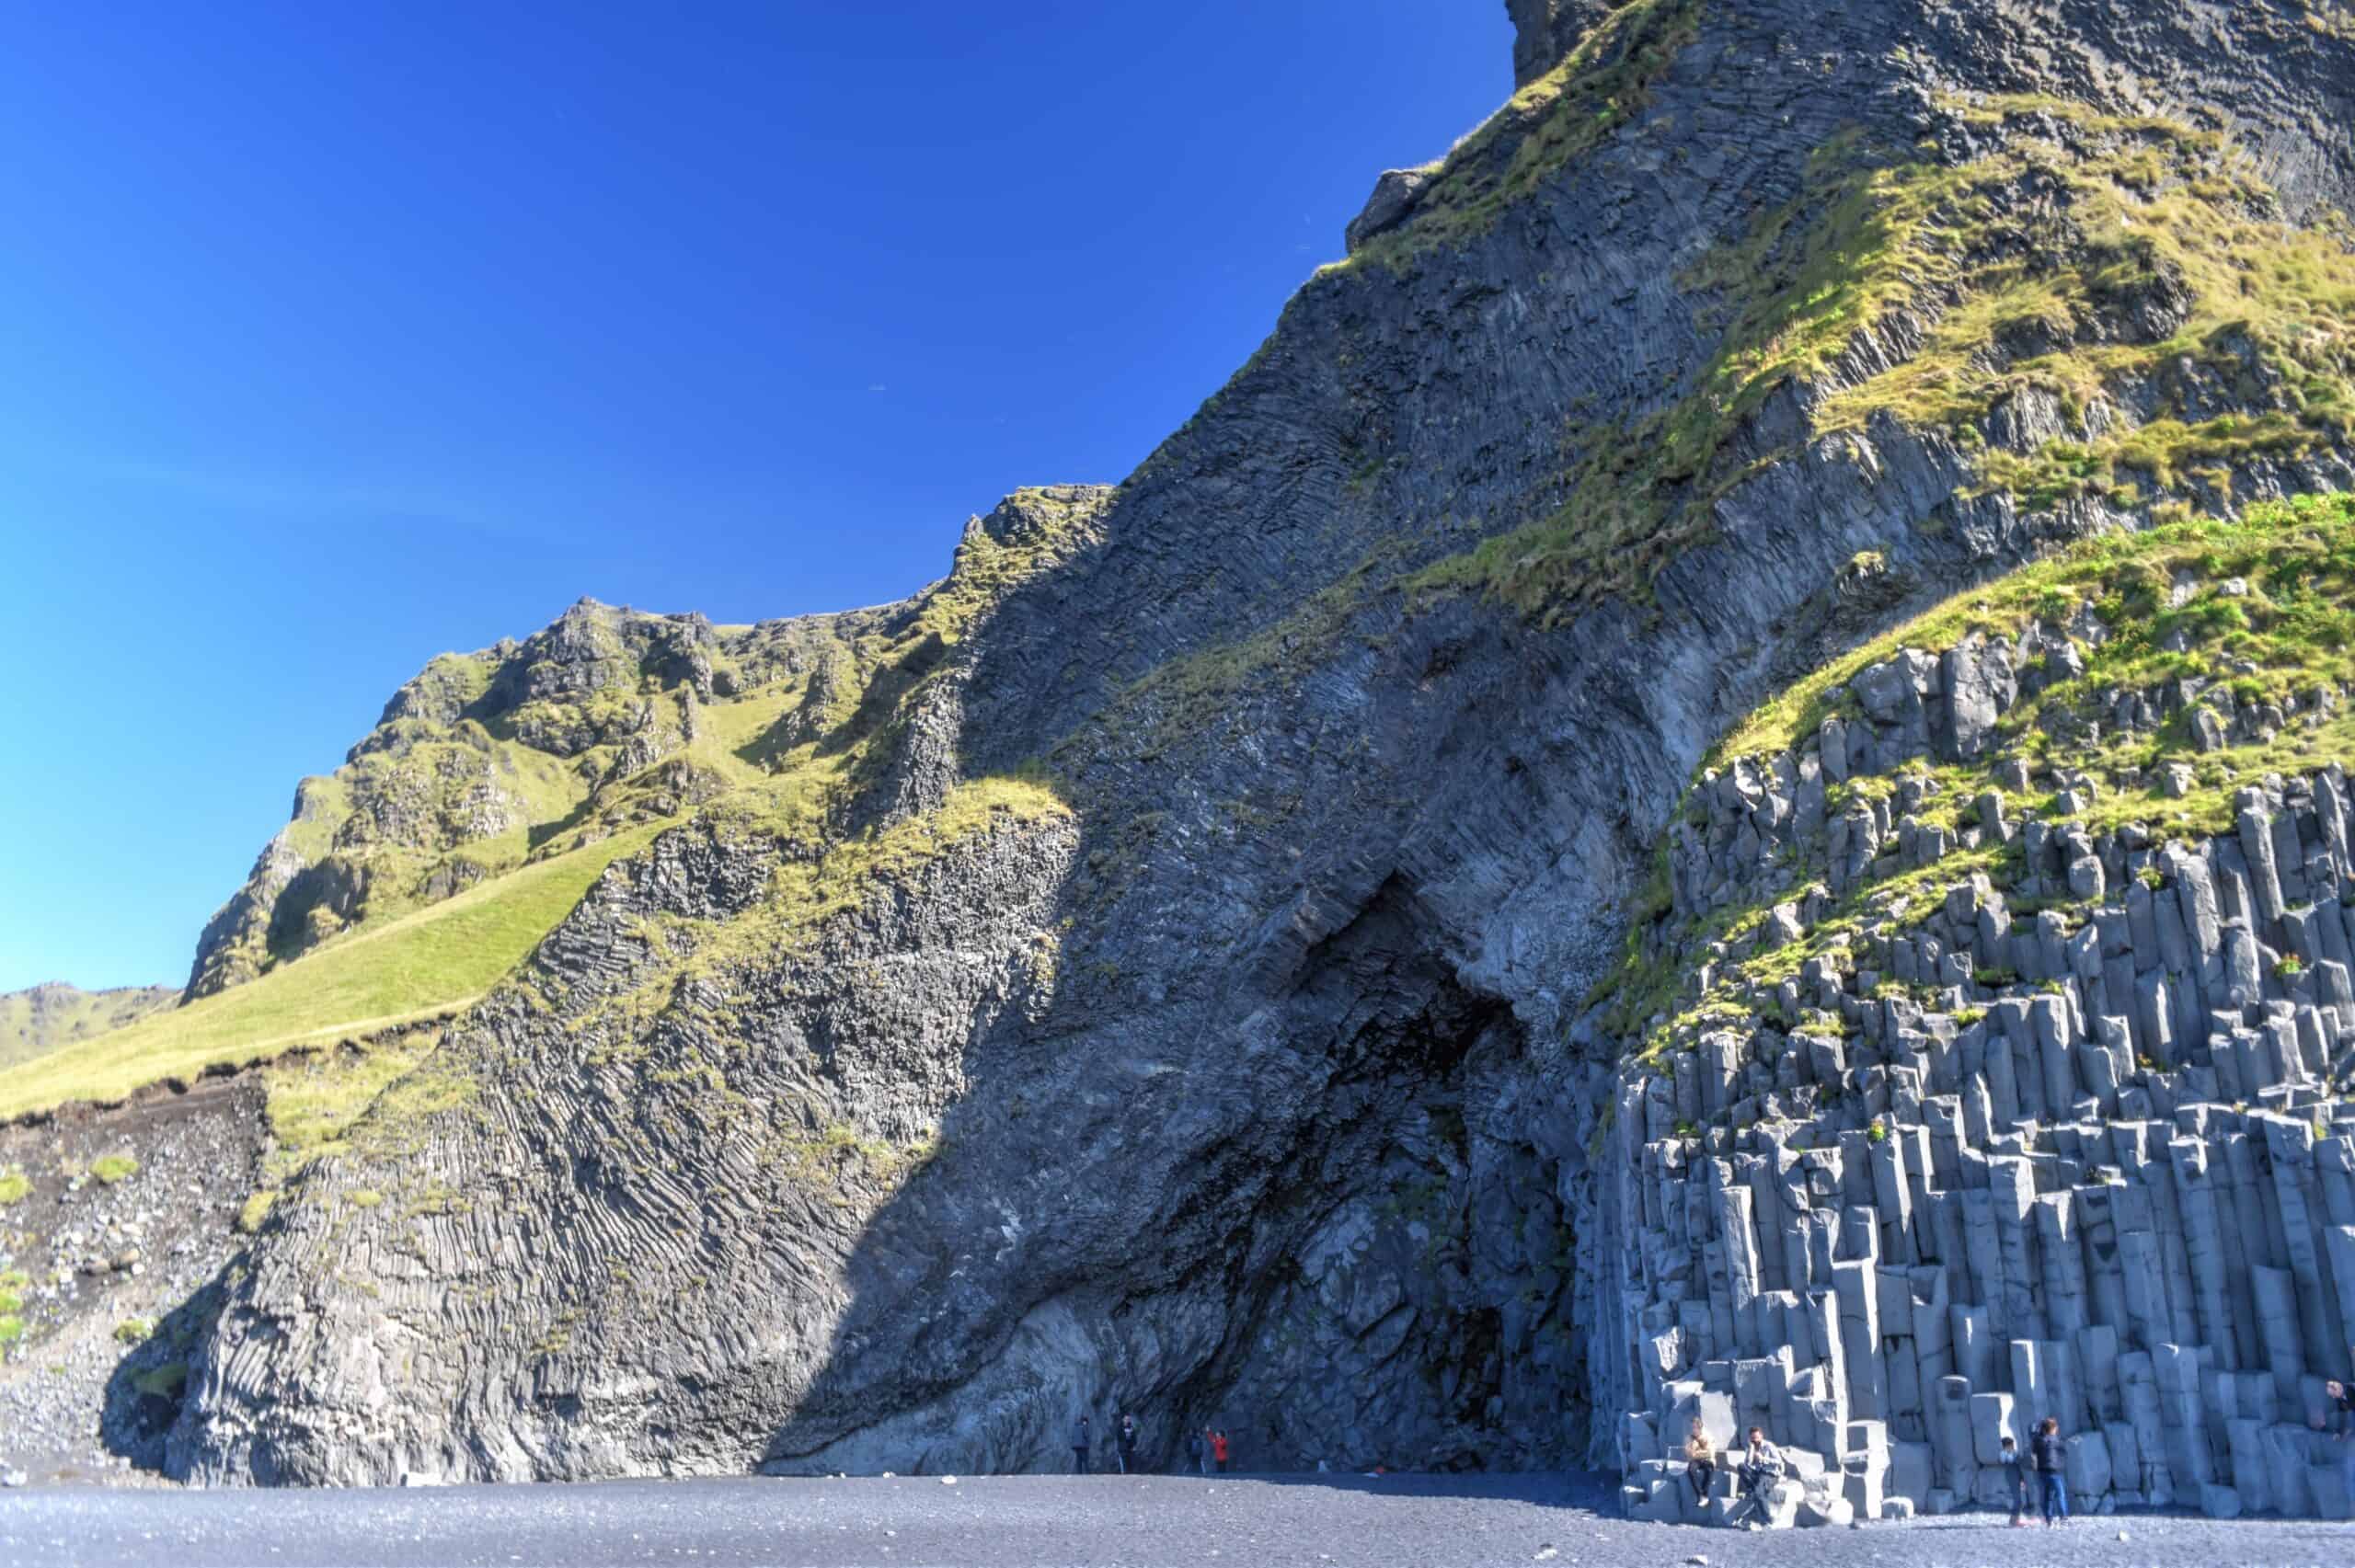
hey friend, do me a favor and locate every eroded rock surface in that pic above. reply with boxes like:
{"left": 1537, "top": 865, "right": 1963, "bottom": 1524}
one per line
{"left": 150, "top": 0, "right": 2355, "bottom": 1489}
{"left": 1605, "top": 687, "right": 2355, "bottom": 1521}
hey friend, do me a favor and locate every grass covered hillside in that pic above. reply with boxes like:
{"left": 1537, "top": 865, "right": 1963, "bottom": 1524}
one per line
{"left": 1, "top": 487, "right": 1106, "bottom": 1125}
{"left": 0, "top": 982, "right": 176, "bottom": 1075}
{"left": 0, "top": 824, "right": 662, "bottom": 1120}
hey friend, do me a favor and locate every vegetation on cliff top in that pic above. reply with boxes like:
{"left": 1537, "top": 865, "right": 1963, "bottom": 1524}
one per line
{"left": 0, "top": 487, "right": 1090, "bottom": 1126}
{"left": 1417, "top": 90, "right": 2355, "bottom": 619}
{"left": 1599, "top": 488, "right": 2355, "bottom": 1057}
{"left": 0, "top": 982, "right": 177, "bottom": 1075}
{"left": 0, "top": 823, "right": 663, "bottom": 1120}
{"left": 1333, "top": 0, "right": 1704, "bottom": 277}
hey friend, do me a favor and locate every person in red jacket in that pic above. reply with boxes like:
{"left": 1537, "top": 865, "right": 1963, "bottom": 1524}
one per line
{"left": 1211, "top": 1430, "right": 1230, "bottom": 1473}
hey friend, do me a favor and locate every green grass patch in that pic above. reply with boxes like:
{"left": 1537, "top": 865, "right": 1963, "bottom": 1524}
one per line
{"left": 259, "top": 1028, "right": 445, "bottom": 1180}
{"left": 1414, "top": 97, "right": 2355, "bottom": 619}
{"left": 1714, "top": 491, "right": 2355, "bottom": 766}
{"left": 629, "top": 774, "right": 1072, "bottom": 1031}
{"left": 113, "top": 1318, "right": 152, "bottom": 1345}
{"left": 132, "top": 1361, "right": 189, "bottom": 1400}
{"left": 1602, "top": 489, "right": 2355, "bottom": 1062}
{"left": 236, "top": 1190, "right": 277, "bottom": 1234}
{"left": 1333, "top": 0, "right": 1704, "bottom": 275}
{"left": 0, "top": 1171, "right": 27, "bottom": 1206}
{"left": 0, "top": 821, "right": 667, "bottom": 1120}
{"left": 90, "top": 1155, "right": 138, "bottom": 1185}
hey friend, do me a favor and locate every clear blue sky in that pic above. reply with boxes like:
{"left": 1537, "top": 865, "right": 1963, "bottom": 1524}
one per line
{"left": 0, "top": 2, "right": 1511, "bottom": 992}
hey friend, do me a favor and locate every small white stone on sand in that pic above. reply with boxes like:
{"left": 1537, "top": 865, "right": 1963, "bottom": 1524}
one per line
{"left": 940, "top": 1476, "right": 958, "bottom": 1485}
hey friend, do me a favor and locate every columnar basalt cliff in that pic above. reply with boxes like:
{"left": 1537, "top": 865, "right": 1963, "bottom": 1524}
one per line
{"left": 1595, "top": 499, "right": 2355, "bottom": 1522}
{"left": 11, "top": 0, "right": 2340, "bottom": 1501}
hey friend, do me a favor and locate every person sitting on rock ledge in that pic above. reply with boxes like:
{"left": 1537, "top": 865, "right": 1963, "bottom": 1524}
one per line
{"left": 1726, "top": 1426, "right": 1785, "bottom": 1524}
{"left": 1682, "top": 1419, "right": 1717, "bottom": 1505}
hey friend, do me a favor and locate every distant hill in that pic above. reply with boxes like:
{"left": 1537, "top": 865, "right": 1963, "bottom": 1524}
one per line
{"left": 0, "top": 981, "right": 177, "bottom": 1073}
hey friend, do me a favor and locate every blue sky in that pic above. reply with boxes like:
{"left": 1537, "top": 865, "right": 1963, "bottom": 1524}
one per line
{"left": 0, "top": 1, "right": 1511, "bottom": 992}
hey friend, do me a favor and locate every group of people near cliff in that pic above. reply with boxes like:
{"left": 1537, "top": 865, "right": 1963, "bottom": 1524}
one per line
{"left": 1067, "top": 1413, "right": 1230, "bottom": 1475}
{"left": 1680, "top": 1378, "right": 2355, "bottom": 1528}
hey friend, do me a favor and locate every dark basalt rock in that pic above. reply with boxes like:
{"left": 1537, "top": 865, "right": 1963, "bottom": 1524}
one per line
{"left": 159, "top": 0, "right": 2355, "bottom": 1488}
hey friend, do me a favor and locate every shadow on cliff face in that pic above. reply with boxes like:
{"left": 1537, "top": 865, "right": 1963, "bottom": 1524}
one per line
{"left": 757, "top": 863, "right": 1587, "bottom": 1478}
{"left": 101, "top": 1262, "right": 233, "bottom": 1471}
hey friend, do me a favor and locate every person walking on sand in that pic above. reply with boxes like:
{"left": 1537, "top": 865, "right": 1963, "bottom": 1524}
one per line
{"left": 1187, "top": 1429, "right": 1206, "bottom": 1476}
{"left": 1999, "top": 1435, "right": 2031, "bottom": 1527}
{"left": 2031, "top": 1415, "right": 2068, "bottom": 1527}
{"left": 1070, "top": 1413, "right": 1092, "bottom": 1475}
{"left": 1682, "top": 1418, "right": 1717, "bottom": 1505}
{"left": 1212, "top": 1429, "right": 1231, "bottom": 1474}
{"left": 1116, "top": 1413, "right": 1138, "bottom": 1475}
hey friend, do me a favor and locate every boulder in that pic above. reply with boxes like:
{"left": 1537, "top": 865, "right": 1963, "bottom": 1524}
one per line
{"left": 1343, "top": 167, "right": 1434, "bottom": 254}
{"left": 2062, "top": 1430, "right": 2111, "bottom": 1499}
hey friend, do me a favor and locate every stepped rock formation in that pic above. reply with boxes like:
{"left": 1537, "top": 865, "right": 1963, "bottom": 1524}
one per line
{"left": 137, "top": 0, "right": 2355, "bottom": 1505}
{"left": 1598, "top": 503, "right": 2355, "bottom": 1523}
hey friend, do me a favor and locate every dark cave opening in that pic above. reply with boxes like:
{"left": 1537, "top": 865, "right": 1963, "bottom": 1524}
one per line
{"left": 1189, "top": 870, "right": 1584, "bottom": 1471}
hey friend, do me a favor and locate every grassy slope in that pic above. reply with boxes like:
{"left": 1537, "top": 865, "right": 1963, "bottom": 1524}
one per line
{"left": 0, "top": 491, "right": 1100, "bottom": 1124}
{"left": 1402, "top": 74, "right": 2355, "bottom": 616}
{"left": 0, "top": 984, "right": 177, "bottom": 1074}
{"left": 0, "top": 823, "right": 663, "bottom": 1119}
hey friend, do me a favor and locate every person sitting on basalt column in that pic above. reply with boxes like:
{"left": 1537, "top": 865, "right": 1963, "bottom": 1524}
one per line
{"left": 1727, "top": 1426, "right": 1786, "bottom": 1523}
{"left": 1683, "top": 1419, "right": 1717, "bottom": 1504}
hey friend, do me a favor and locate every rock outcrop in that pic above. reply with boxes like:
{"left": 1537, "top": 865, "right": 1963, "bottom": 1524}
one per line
{"left": 183, "top": 599, "right": 739, "bottom": 1000}
{"left": 1508, "top": 0, "right": 1626, "bottom": 86}
{"left": 1597, "top": 504, "right": 2355, "bottom": 1523}
{"left": 129, "top": 0, "right": 2355, "bottom": 1494}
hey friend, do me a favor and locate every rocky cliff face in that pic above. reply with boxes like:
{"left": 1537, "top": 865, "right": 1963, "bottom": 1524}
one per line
{"left": 1598, "top": 497, "right": 2355, "bottom": 1523}
{"left": 1508, "top": 0, "right": 1625, "bottom": 86}
{"left": 182, "top": 599, "right": 737, "bottom": 999}
{"left": 159, "top": 0, "right": 2355, "bottom": 1489}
